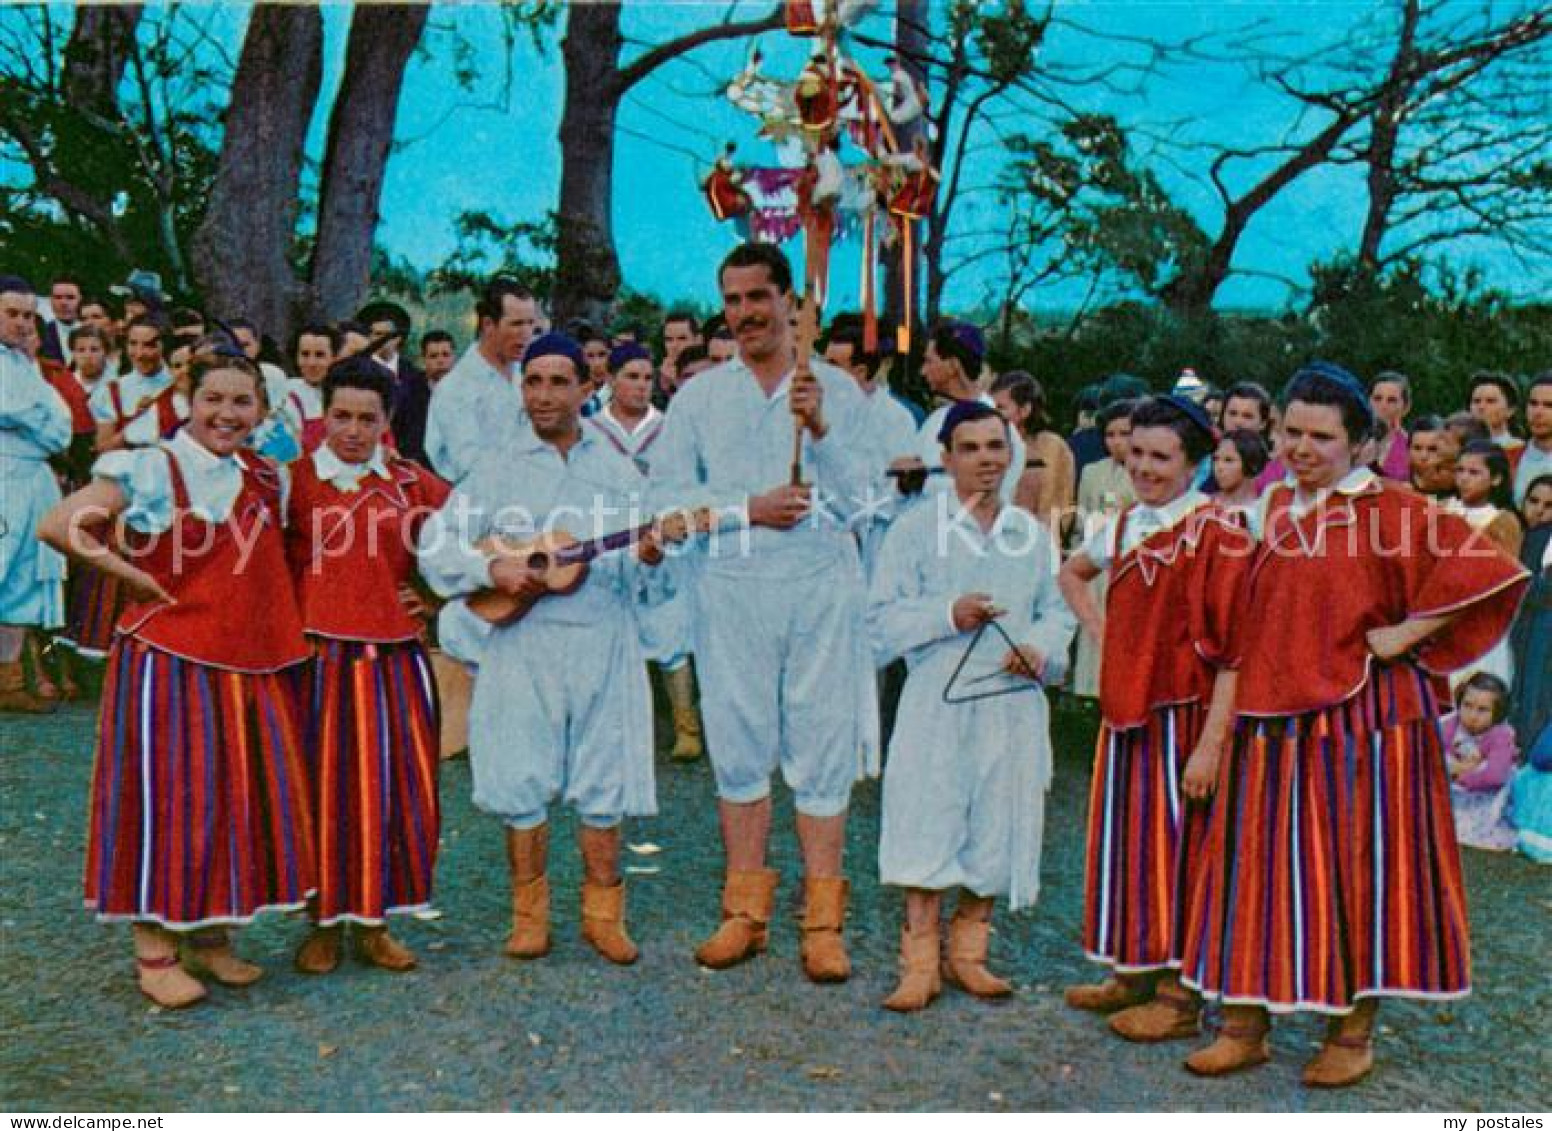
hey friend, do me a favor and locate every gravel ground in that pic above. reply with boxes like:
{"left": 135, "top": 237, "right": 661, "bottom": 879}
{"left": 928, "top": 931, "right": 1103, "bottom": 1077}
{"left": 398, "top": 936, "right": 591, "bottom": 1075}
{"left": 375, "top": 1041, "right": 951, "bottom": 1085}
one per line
{"left": 2, "top": 692, "right": 1548, "bottom": 1112}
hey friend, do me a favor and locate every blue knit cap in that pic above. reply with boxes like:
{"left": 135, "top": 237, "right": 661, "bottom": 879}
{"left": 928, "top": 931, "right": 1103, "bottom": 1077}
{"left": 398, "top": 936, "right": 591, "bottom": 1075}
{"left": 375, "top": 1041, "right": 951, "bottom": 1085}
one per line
{"left": 608, "top": 342, "right": 652, "bottom": 373}
{"left": 523, "top": 332, "right": 586, "bottom": 375}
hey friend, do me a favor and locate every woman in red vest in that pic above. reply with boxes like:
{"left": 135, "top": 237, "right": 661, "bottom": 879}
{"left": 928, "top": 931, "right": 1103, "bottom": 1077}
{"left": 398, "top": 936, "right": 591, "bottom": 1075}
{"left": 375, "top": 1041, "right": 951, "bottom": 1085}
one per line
{"left": 1179, "top": 364, "right": 1528, "bottom": 1086}
{"left": 41, "top": 342, "right": 316, "bottom": 1010}
{"left": 1059, "top": 396, "right": 1255, "bottom": 1042}
{"left": 285, "top": 357, "right": 449, "bottom": 974}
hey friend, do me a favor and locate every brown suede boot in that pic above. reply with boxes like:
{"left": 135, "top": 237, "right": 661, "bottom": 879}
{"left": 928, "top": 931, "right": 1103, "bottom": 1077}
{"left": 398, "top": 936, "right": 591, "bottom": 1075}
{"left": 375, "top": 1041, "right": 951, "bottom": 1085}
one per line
{"left": 663, "top": 663, "right": 704, "bottom": 762}
{"left": 581, "top": 880, "right": 639, "bottom": 965}
{"left": 1109, "top": 982, "right": 1201, "bottom": 1042}
{"left": 799, "top": 876, "right": 851, "bottom": 983}
{"left": 136, "top": 953, "right": 207, "bottom": 1009}
{"left": 1184, "top": 1006, "right": 1272, "bottom": 1076}
{"left": 182, "top": 930, "right": 264, "bottom": 987}
{"left": 882, "top": 927, "right": 942, "bottom": 1012}
{"left": 506, "top": 875, "right": 551, "bottom": 959}
{"left": 695, "top": 868, "right": 779, "bottom": 969}
{"left": 1302, "top": 1003, "right": 1376, "bottom": 1088}
{"left": 1064, "top": 974, "right": 1154, "bottom": 1013}
{"left": 942, "top": 910, "right": 1013, "bottom": 999}
{"left": 294, "top": 925, "right": 344, "bottom": 974}
{"left": 505, "top": 825, "right": 551, "bottom": 958}
{"left": 0, "top": 660, "right": 55, "bottom": 714}
{"left": 356, "top": 926, "right": 417, "bottom": 972}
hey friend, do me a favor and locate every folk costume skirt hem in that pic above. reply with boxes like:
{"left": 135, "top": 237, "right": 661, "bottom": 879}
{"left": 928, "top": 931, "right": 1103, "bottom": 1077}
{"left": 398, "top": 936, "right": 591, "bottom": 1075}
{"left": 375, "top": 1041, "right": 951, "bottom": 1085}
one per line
{"left": 304, "top": 637, "right": 440, "bottom": 926}
{"left": 1181, "top": 665, "right": 1471, "bottom": 1015}
{"left": 84, "top": 638, "right": 317, "bottom": 927}
{"left": 1080, "top": 701, "right": 1210, "bottom": 973}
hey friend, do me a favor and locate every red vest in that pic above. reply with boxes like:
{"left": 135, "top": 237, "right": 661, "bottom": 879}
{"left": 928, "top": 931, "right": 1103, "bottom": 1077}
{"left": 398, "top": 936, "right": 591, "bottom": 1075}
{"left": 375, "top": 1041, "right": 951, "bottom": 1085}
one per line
{"left": 117, "top": 448, "right": 309, "bottom": 672}
{"left": 286, "top": 454, "right": 451, "bottom": 643}
{"left": 1100, "top": 502, "right": 1255, "bottom": 729}
{"left": 1235, "top": 481, "right": 1528, "bottom": 720}
{"left": 109, "top": 380, "right": 184, "bottom": 442}
{"left": 41, "top": 360, "right": 94, "bottom": 434}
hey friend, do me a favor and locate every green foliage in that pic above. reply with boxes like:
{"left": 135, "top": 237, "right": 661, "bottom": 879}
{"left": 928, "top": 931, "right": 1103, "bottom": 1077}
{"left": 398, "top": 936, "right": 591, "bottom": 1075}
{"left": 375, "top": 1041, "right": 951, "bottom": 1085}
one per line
{"left": 429, "top": 209, "right": 560, "bottom": 298}
{"left": 972, "top": 0, "right": 1048, "bottom": 85}
{"left": 998, "top": 115, "right": 1209, "bottom": 302}
{"left": 977, "top": 255, "right": 1552, "bottom": 428}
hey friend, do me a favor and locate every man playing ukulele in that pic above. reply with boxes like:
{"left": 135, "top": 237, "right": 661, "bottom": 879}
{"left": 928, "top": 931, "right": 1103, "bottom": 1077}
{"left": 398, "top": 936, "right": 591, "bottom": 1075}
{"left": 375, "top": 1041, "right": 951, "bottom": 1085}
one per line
{"left": 417, "top": 332, "right": 674, "bottom": 966}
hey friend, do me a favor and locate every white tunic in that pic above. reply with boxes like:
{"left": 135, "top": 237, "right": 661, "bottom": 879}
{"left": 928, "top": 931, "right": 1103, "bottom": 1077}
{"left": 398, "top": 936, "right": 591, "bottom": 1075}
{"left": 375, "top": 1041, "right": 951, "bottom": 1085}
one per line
{"left": 417, "top": 421, "right": 660, "bottom": 826}
{"left": 648, "top": 352, "right": 882, "bottom": 813}
{"left": 0, "top": 344, "right": 71, "bottom": 625}
{"left": 869, "top": 495, "right": 1075, "bottom": 908}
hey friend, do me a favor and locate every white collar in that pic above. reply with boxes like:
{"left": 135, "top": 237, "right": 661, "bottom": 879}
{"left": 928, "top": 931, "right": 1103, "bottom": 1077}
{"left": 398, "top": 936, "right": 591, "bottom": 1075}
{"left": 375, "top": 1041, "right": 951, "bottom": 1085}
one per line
{"left": 312, "top": 442, "right": 389, "bottom": 490}
{"left": 603, "top": 401, "right": 661, "bottom": 436}
{"left": 1132, "top": 488, "right": 1208, "bottom": 533}
{"left": 1290, "top": 467, "right": 1375, "bottom": 514}
{"left": 169, "top": 426, "right": 239, "bottom": 471}
{"left": 946, "top": 495, "right": 1020, "bottom": 542}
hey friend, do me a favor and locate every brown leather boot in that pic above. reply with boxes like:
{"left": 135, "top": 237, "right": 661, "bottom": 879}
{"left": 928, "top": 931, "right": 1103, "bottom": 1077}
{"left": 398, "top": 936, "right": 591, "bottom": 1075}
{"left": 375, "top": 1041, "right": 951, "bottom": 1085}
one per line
{"left": 581, "top": 880, "right": 639, "bottom": 965}
{"left": 1303, "top": 1003, "right": 1376, "bottom": 1088}
{"left": 1184, "top": 1006, "right": 1272, "bottom": 1076}
{"left": 695, "top": 868, "right": 779, "bottom": 969}
{"left": 942, "top": 910, "right": 1013, "bottom": 999}
{"left": 663, "top": 663, "right": 704, "bottom": 762}
{"left": 356, "top": 926, "right": 417, "bottom": 972}
{"left": 504, "top": 825, "right": 551, "bottom": 958}
{"left": 1064, "top": 974, "right": 1154, "bottom": 1013}
{"left": 799, "top": 876, "right": 851, "bottom": 983}
{"left": 882, "top": 927, "right": 941, "bottom": 1012}
{"left": 182, "top": 929, "right": 264, "bottom": 987}
{"left": 506, "top": 875, "right": 551, "bottom": 959}
{"left": 1109, "top": 982, "right": 1201, "bottom": 1042}
{"left": 294, "top": 925, "right": 344, "bottom": 974}
{"left": 0, "top": 660, "right": 54, "bottom": 714}
{"left": 137, "top": 953, "right": 207, "bottom": 1009}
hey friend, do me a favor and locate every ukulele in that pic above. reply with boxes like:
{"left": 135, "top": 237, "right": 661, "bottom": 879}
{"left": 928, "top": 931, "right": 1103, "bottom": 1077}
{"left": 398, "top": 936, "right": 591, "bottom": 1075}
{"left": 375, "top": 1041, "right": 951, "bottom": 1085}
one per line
{"left": 467, "top": 507, "right": 712, "bottom": 627}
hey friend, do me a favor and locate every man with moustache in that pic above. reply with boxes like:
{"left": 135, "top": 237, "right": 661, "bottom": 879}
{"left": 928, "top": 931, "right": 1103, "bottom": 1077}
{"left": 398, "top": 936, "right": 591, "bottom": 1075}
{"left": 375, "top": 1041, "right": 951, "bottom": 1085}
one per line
{"left": 650, "top": 242, "right": 878, "bottom": 983}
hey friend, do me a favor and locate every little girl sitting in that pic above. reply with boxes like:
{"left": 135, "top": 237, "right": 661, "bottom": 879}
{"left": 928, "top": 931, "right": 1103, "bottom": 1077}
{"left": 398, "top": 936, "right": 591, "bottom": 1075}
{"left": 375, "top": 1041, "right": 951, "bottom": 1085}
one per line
{"left": 1443, "top": 672, "right": 1519, "bottom": 852}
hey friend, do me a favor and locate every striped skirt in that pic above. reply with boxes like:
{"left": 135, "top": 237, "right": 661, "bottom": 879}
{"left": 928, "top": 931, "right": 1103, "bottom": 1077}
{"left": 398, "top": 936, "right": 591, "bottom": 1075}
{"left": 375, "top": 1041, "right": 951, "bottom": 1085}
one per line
{"left": 1081, "top": 701, "right": 1211, "bottom": 972}
{"left": 85, "top": 639, "right": 317, "bottom": 928}
{"left": 62, "top": 563, "right": 124, "bottom": 656}
{"left": 303, "top": 638, "right": 440, "bottom": 925}
{"left": 1181, "top": 665, "right": 1471, "bottom": 1014}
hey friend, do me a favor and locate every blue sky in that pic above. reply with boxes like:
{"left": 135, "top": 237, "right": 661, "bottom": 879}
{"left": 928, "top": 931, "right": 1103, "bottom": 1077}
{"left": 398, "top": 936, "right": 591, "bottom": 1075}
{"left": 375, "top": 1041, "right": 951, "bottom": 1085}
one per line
{"left": 14, "top": 2, "right": 1544, "bottom": 314}
{"left": 359, "top": 0, "right": 1542, "bottom": 313}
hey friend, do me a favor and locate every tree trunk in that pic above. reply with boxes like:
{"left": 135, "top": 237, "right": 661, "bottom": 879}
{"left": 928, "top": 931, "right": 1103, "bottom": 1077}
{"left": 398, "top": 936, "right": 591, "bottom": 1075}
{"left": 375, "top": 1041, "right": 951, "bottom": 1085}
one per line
{"left": 1358, "top": 0, "right": 1419, "bottom": 275}
{"left": 190, "top": 3, "right": 322, "bottom": 341}
{"left": 62, "top": 5, "right": 143, "bottom": 117}
{"left": 552, "top": 3, "right": 625, "bottom": 328}
{"left": 307, "top": 2, "right": 429, "bottom": 322}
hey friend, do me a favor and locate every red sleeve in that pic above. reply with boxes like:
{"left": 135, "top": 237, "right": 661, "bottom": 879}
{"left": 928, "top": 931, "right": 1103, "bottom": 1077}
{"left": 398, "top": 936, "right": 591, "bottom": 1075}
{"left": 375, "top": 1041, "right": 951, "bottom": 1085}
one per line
{"left": 400, "top": 459, "right": 452, "bottom": 543}
{"left": 1396, "top": 497, "right": 1529, "bottom": 675}
{"left": 282, "top": 461, "right": 315, "bottom": 585}
{"left": 1190, "top": 515, "right": 1256, "bottom": 670}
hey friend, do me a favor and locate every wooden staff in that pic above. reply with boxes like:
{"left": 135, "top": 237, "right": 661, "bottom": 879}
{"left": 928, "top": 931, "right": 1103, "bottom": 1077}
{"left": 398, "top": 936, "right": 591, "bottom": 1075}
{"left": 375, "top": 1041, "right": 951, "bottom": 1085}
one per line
{"left": 790, "top": 291, "right": 820, "bottom": 487}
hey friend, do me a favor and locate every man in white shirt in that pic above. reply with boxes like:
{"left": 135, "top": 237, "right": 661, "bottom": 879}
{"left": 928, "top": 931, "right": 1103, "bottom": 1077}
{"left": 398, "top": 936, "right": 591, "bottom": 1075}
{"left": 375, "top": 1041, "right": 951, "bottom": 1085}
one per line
{"left": 0, "top": 275, "right": 72, "bottom": 711}
{"left": 424, "top": 278, "right": 537, "bottom": 487}
{"left": 1515, "top": 373, "right": 1552, "bottom": 504}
